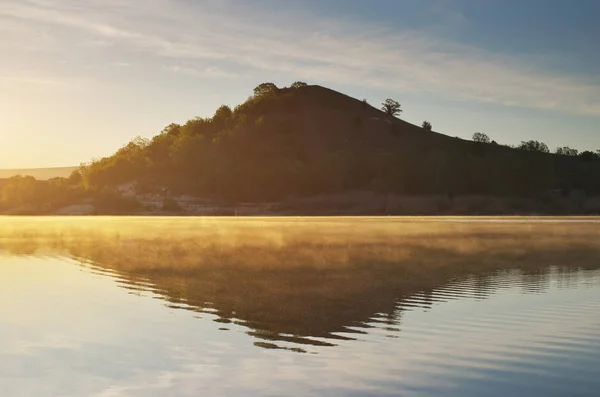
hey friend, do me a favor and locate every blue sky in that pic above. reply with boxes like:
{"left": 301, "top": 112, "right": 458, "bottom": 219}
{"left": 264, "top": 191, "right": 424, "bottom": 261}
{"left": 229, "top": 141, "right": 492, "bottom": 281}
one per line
{"left": 1, "top": 0, "right": 599, "bottom": 168}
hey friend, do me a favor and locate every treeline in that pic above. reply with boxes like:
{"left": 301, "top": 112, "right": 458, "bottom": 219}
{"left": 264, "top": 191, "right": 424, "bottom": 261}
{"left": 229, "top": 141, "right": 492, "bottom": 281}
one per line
{"left": 2, "top": 81, "right": 600, "bottom": 213}
{"left": 0, "top": 172, "right": 141, "bottom": 214}
{"left": 0, "top": 174, "right": 84, "bottom": 213}
{"left": 472, "top": 131, "right": 599, "bottom": 158}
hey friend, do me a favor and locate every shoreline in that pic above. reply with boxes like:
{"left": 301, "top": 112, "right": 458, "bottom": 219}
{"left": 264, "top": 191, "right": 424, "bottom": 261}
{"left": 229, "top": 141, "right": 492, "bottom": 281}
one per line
{"left": 2, "top": 190, "right": 600, "bottom": 216}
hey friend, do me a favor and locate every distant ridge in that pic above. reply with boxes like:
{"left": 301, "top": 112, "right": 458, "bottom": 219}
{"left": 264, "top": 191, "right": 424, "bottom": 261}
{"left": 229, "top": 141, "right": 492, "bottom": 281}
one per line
{"left": 0, "top": 166, "right": 77, "bottom": 180}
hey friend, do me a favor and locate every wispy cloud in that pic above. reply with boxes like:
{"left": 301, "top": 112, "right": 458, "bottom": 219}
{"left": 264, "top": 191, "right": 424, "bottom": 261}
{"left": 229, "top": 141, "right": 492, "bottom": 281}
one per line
{"left": 2, "top": 0, "right": 600, "bottom": 116}
{"left": 164, "top": 65, "right": 244, "bottom": 79}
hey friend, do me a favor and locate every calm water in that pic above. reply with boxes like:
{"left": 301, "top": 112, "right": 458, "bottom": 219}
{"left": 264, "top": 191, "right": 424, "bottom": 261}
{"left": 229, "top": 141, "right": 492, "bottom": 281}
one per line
{"left": 1, "top": 217, "right": 599, "bottom": 396}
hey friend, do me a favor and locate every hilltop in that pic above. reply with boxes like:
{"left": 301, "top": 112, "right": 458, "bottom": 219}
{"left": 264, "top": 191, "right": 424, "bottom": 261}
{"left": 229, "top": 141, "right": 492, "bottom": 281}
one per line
{"left": 2, "top": 82, "right": 600, "bottom": 215}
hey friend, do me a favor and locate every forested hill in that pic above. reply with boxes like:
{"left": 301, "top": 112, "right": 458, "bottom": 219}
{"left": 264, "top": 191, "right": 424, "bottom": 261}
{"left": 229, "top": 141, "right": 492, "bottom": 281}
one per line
{"left": 79, "top": 82, "right": 600, "bottom": 201}
{"left": 2, "top": 81, "right": 600, "bottom": 214}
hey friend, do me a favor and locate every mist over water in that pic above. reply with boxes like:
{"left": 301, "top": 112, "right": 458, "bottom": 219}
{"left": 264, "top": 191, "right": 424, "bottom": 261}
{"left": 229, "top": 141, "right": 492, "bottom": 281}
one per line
{"left": 1, "top": 217, "right": 599, "bottom": 396}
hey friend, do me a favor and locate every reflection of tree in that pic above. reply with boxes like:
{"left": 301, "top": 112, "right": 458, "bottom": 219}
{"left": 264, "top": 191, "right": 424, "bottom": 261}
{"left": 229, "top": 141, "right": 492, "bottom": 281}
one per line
{"left": 1, "top": 219, "right": 599, "bottom": 350}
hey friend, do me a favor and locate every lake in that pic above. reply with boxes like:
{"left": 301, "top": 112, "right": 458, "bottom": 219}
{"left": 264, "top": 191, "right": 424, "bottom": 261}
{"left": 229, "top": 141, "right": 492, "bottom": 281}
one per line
{"left": 1, "top": 217, "right": 599, "bottom": 396}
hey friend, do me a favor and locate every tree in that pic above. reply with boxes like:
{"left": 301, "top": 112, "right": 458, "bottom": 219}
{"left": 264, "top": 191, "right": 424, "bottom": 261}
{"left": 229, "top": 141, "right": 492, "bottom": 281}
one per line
{"left": 161, "top": 123, "right": 181, "bottom": 136}
{"left": 518, "top": 140, "right": 549, "bottom": 153}
{"left": 579, "top": 150, "right": 599, "bottom": 161}
{"left": 1, "top": 175, "right": 38, "bottom": 207}
{"left": 253, "top": 82, "right": 279, "bottom": 98}
{"left": 555, "top": 146, "right": 578, "bottom": 156}
{"left": 68, "top": 170, "right": 82, "bottom": 185}
{"left": 290, "top": 81, "right": 307, "bottom": 89}
{"left": 213, "top": 105, "right": 233, "bottom": 123}
{"left": 381, "top": 99, "right": 402, "bottom": 117}
{"left": 472, "top": 132, "right": 490, "bottom": 143}
{"left": 421, "top": 121, "right": 432, "bottom": 131}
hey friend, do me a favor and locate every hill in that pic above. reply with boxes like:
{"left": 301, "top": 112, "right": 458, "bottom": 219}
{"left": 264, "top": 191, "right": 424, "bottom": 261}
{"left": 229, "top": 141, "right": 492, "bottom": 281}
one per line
{"left": 0, "top": 167, "right": 77, "bottom": 180}
{"left": 2, "top": 81, "right": 600, "bottom": 215}
{"left": 80, "top": 83, "right": 600, "bottom": 200}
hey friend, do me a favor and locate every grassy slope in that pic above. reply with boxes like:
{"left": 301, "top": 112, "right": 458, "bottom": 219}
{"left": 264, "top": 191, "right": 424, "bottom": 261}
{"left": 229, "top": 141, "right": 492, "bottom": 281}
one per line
{"left": 299, "top": 85, "right": 517, "bottom": 159}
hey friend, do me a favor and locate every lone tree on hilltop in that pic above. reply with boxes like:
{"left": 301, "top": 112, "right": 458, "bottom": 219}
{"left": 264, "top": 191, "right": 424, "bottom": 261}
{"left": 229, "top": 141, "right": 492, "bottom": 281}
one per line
{"left": 472, "top": 132, "right": 491, "bottom": 144}
{"left": 422, "top": 121, "right": 432, "bottom": 131}
{"left": 381, "top": 99, "right": 402, "bottom": 117}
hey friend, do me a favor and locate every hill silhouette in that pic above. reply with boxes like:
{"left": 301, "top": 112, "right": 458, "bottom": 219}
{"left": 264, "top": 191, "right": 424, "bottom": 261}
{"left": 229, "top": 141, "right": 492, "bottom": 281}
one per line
{"left": 2, "top": 82, "right": 600, "bottom": 214}
{"left": 0, "top": 167, "right": 77, "bottom": 180}
{"left": 80, "top": 83, "right": 600, "bottom": 200}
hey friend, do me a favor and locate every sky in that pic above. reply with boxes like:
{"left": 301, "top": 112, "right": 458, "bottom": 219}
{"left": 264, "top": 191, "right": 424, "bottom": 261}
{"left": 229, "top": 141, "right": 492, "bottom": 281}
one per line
{"left": 1, "top": 0, "right": 600, "bottom": 168}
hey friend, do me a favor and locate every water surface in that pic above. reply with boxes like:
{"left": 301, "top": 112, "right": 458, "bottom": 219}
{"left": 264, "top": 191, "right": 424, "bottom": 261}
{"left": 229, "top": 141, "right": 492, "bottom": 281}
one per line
{"left": 0, "top": 217, "right": 599, "bottom": 396}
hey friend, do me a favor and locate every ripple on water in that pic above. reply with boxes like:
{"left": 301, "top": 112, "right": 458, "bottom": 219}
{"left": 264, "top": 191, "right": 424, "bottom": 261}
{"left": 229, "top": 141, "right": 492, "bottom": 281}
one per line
{"left": 1, "top": 218, "right": 600, "bottom": 397}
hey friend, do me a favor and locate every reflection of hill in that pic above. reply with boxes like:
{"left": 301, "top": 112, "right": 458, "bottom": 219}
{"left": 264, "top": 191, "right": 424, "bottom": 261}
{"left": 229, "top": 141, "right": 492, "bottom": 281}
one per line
{"left": 2, "top": 217, "right": 600, "bottom": 349}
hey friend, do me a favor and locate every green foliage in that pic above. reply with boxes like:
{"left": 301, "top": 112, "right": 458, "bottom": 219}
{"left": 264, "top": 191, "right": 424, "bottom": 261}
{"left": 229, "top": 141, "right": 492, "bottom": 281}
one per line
{"left": 0, "top": 175, "right": 84, "bottom": 212}
{"left": 381, "top": 99, "right": 402, "bottom": 117}
{"left": 422, "top": 121, "right": 432, "bottom": 131}
{"left": 213, "top": 105, "right": 233, "bottom": 123}
{"left": 161, "top": 123, "right": 181, "bottom": 136}
{"left": 518, "top": 140, "right": 549, "bottom": 153}
{"left": 472, "top": 132, "right": 491, "bottom": 143}
{"left": 579, "top": 151, "right": 599, "bottom": 161}
{"left": 80, "top": 136, "right": 152, "bottom": 190}
{"left": 1, "top": 175, "right": 37, "bottom": 207}
{"left": 253, "top": 82, "right": 279, "bottom": 98}
{"left": 68, "top": 170, "right": 83, "bottom": 185}
{"left": 555, "top": 146, "right": 579, "bottom": 156}
{"left": 290, "top": 81, "right": 308, "bottom": 89}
